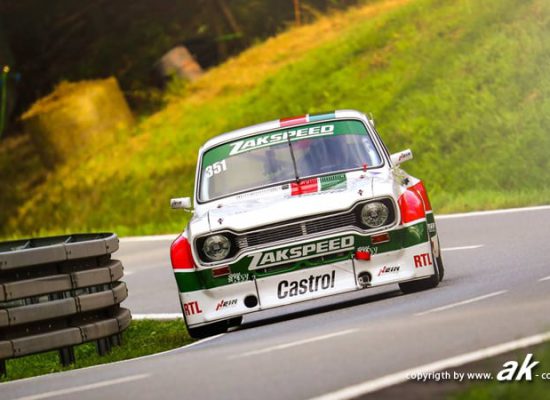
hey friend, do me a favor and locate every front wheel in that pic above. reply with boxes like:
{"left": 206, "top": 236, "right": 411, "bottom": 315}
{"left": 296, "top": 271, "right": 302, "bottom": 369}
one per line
{"left": 186, "top": 317, "right": 243, "bottom": 339}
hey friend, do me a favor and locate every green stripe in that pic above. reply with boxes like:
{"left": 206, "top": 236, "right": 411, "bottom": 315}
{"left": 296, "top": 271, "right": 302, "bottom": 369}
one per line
{"left": 309, "top": 112, "right": 336, "bottom": 122}
{"left": 174, "top": 221, "right": 429, "bottom": 293}
{"left": 320, "top": 174, "right": 347, "bottom": 191}
{"left": 174, "top": 271, "right": 204, "bottom": 292}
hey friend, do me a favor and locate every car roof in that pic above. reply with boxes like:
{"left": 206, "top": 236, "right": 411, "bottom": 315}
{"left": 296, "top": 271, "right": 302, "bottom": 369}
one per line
{"left": 200, "top": 109, "right": 370, "bottom": 152}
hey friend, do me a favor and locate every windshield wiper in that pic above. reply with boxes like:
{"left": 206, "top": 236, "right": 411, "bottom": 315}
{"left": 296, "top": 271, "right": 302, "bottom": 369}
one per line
{"left": 286, "top": 135, "right": 300, "bottom": 183}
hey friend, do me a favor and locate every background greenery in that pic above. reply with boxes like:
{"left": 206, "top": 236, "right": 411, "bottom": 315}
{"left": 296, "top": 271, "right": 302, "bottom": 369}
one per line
{"left": 1, "top": 0, "right": 549, "bottom": 239}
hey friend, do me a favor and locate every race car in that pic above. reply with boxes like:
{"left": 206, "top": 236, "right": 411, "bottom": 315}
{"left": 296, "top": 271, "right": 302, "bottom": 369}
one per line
{"left": 170, "top": 110, "right": 444, "bottom": 338}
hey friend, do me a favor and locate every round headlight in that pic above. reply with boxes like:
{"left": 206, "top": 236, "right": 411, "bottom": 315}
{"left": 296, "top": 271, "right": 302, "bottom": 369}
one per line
{"left": 361, "top": 202, "right": 389, "bottom": 228}
{"left": 202, "top": 234, "right": 231, "bottom": 261}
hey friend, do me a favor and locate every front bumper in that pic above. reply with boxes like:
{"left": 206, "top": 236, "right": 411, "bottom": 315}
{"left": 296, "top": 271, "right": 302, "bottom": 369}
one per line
{"left": 179, "top": 241, "right": 434, "bottom": 327}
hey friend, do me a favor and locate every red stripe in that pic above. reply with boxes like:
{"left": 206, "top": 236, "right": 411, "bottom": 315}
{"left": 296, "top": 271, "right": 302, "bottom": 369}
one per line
{"left": 291, "top": 178, "right": 319, "bottom": 195}
{"left": 280, "top": 115, "right": 308, "bottom": 127}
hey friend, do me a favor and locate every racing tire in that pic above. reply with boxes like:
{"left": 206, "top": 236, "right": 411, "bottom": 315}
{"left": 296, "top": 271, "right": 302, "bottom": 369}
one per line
{"left": 399, "top": 237, "right": 442, "bottom": 294}
{"left": 434, "top": 237, "right": 445, "bottom": 281}
{"left": 186, "top": 317, "right": 243, "bottom": 339}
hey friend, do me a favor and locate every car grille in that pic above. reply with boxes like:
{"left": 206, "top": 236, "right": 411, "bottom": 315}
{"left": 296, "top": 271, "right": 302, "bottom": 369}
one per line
{"left": 236, "top": 212, "right": 359, "bottom": 249}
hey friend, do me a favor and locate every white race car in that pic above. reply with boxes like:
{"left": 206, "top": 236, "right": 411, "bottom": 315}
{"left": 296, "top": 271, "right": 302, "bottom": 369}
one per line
{"left": 170, "top": 110, "right": 444, "bottom": 338}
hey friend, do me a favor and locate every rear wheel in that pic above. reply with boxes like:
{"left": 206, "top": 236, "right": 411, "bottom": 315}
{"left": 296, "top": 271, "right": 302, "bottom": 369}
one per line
{"left": 186, "top": 317, "right": 243, "bottom": 339}
{"left": 399, "top": 237, "right": 442, "bottom": 294}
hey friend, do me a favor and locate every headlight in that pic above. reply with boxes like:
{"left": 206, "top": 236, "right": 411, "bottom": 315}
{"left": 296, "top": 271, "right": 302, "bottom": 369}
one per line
{"left": 202, "top": 234, "right": 231, "bottom": 261}
{"left": 361, "top": 202, "right": 389, "bottom": 228}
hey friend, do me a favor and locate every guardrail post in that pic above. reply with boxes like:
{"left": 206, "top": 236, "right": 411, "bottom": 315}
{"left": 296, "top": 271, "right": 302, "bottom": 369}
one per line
{"left": 58, "top": 346, "right": 76, "bottom": 366}
{"left": 96, "top": 337, "right": 112, "bottom": 356}
{"left": 110, "top": 333, "right": 122, "bottom": 347}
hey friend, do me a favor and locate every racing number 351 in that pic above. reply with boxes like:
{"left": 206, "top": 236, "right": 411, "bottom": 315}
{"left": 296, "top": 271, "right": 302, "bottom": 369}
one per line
{"left": 205, "top": 160, "right": 227, "bottom": 178}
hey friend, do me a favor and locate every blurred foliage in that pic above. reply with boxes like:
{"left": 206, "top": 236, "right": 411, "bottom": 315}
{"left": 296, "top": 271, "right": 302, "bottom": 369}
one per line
{"left": 0, "top": 0, "right": 360, "bottom": 116}
{"left": 22, "top": 78, "right": 134, "bottom": 167}
{"left": 0, "top": 0, "right": 549, "bottom": 238}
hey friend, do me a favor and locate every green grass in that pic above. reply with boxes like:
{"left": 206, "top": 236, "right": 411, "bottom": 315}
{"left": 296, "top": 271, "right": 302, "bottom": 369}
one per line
{"left": 452, "top": 343, "right": 550, "bottom": 400}
{"left": 0, "top": 319, "right": 191, "bottom": 382}
{"left": 1, "top": 0, "right": 549, "bottom": 238}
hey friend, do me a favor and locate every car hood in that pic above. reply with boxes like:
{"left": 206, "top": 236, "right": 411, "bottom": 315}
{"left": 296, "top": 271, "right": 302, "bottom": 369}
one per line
{"left": 189, "top": 170, "right": 399, "bottom": 237}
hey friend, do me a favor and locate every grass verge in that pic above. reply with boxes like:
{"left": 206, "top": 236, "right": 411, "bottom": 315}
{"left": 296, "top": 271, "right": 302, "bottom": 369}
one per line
{"left": 0, "top": 319, "right": 191, "bottom": 382}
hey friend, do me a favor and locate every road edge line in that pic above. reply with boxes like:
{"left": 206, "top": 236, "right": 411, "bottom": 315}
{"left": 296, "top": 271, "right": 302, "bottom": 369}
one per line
{"left": 11, "top": 374, "right": 151, "bottom": 400}
{"left": 435, "top": 205, "right": 550, "bottom": 220}
{"left": 118, "top": 205, "right": 550, "bottom": 242}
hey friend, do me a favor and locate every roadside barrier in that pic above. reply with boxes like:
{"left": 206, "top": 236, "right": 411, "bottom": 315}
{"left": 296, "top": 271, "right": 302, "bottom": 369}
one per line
{"left": 0, "top": 233, "right": 131, "bottom": 376}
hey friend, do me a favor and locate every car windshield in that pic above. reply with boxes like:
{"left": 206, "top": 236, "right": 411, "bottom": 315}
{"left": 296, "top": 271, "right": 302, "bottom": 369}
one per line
{"left": 199, "top": 119, "right": 382, "bottom": 201}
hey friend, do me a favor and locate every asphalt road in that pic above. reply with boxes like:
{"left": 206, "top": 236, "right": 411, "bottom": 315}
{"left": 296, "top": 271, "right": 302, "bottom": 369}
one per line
{"left": 2, "top": 206, "right": 550, "bottom": 400}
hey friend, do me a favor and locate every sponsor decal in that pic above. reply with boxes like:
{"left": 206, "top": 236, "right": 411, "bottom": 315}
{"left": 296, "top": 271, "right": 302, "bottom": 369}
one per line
{"left": 249, "top": 236, "right": 354, "bottom": 269}
{"left": 229, "top": 125, "right": 335, "bottom": 156}
{"left": 427, "top": 222, "right": 436, "bottom": 233}
{"left": 183, "top": 301, "right": 202, "bottom": 316}
{"left": 357, "top": 246, "right": 378, "bottom": 255}
{"left": 414, "top": 253, "right": 432, "bottom": 268}
{"left": 227, "top": 272, "right": 249, "bottom": 284}
{"left": 378, "top": 265, "right": 400, "bottom": 276}
{"left": 277, "top": 270, "right": 336, "bottom": 299}
{"left": 291, "top": 178, "right": 318, "bottom": 195}
{"left": 398, "top": 150, "right": 412, "bottom": 163}
{"left": 201, "top": 120, "right": 368, "bottom": 168}
{"left": 290, "top": 174, "right": 347, "bottom": 196}
{"left": 216, "top": 298, "right": 238, "bottom": 311}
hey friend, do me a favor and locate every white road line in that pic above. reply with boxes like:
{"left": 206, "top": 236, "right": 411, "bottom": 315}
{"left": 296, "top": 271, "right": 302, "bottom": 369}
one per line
{"left": 308, "top": 331, "right": 550, "bottom": 400}
{"left": 12, "top": 374, "right": 150, "bottom": 400}
{"left": 183, "top": 333, "right": 226, "bottom": 348}
{"left": 228, "top": 329, "right": 358, "bottom": 359}
{"left": 132, "top": 313, "right": 182, "bottom": 320}
{"left": 120, "top": 234, "right": 177, "bottom": 243}
{"left": 0, "top": 333, "right": 225, "bottom": 388}
{"left": 539, "top": 276, "right": 550, "bottom": 282}
{"left": 435, "top": 205, "right": 550, "bottom": 220}
{"left": 442, "top": 245, "right": 483, "bottom": 252}
{"left": 415, "top": 290, "right": 507, "bottom": 316}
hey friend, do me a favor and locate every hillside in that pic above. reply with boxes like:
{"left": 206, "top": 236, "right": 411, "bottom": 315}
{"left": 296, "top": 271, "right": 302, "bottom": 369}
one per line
{"left": 2, "top": 0, "right": 550, "bottom": 238}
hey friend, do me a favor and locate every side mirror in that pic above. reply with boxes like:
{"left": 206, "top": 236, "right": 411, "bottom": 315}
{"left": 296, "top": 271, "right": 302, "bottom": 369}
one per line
{"left": 171, "top": 197, "right": 192, "bottom": 210}
{"left": 390, "top": 149, "right": 413, "bottom": 166}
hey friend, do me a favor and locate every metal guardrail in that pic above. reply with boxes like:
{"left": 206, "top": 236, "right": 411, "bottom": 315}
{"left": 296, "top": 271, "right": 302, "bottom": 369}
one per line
{"left": 0, "top": 233, "right": 131, "bottom": 376}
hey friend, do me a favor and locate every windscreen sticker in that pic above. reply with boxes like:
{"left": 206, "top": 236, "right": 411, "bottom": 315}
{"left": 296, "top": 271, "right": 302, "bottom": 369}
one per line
{"left": 290, "top": 174, "right": 347, "bottom": 196}
{"left": 204, "top": 159, "right": 227, "bottom": 178}
{"left": 229, "top": 125, "right": 334, "bottom": 156}
{"left": 202, "top": 120, "right": 367, "bottom": 168}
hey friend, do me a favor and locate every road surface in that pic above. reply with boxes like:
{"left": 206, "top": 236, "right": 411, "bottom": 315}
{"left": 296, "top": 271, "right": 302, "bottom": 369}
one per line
{"left": 2, "top": 206, "right": 550, "bottom": 400}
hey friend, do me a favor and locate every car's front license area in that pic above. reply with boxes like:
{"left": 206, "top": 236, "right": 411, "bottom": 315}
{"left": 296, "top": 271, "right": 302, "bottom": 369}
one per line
{"left": 178, "top": 222, "right": 434, "bottom": 328}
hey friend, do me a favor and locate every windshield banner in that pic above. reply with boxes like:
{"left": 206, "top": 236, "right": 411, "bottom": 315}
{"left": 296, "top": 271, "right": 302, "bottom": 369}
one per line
{"left": 202, "top": 120, "right": 367, "bottom": 167}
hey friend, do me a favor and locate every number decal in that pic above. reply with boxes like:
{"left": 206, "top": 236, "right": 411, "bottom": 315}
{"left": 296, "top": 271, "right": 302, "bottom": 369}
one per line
{"left": 205, "top": 160, "right": 227, "bottom": 178}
